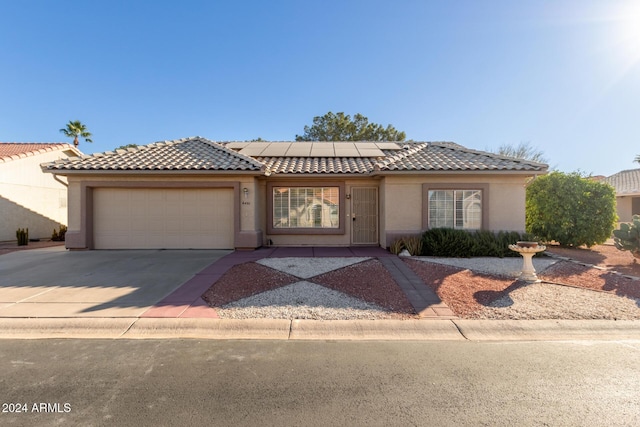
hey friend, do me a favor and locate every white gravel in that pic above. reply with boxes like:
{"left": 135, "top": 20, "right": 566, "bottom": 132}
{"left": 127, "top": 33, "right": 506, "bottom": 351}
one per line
{"left": 216, "top": 281, "right": 394, "bottom": 320}
{"left": 256, "top": 257, "right": 370, "bottom": 279}
{"left": 412, "top": 256, "right": 558, "bottom": 278}
{"left": 473, "top": 282, "right": 640, "bottom": 320}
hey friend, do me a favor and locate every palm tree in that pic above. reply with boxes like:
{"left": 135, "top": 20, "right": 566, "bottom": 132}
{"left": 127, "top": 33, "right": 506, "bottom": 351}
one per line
{"left": 59, "top": 120, "right": 93, "bottom": 147}
{"left": 635, "top": 154, "right": 640, "bottom": 164}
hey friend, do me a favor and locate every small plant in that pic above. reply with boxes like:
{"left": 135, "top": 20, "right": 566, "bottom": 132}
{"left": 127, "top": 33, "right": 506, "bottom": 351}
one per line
{"left": 389, "top": 238, "right": 404, "bottom": 255}
{"left": 613, "top": 215, "right": 640, "bottom": 258}
{"left": 403, "top": 236, "right": 423, "bottom": 256}
{"left": 51, "top": 225, "right": 68, "bottom": 241}
{"left": 16, "top": 228, "right": 29, "bottom": 246}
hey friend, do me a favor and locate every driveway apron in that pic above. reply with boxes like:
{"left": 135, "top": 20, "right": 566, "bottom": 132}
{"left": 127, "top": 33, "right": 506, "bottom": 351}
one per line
{"left": 0, "top": 247, "right": 230, "bottom": 317}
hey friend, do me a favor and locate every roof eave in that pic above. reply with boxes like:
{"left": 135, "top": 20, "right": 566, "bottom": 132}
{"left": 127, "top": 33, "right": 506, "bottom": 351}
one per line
{"left": 372, "top": 169, "right": 548, "bottom": 176}
{"left": 42, "top": 169, "right": 265, "bottom": 176}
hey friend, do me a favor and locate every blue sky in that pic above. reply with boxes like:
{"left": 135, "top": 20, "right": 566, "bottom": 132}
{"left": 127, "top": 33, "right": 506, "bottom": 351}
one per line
{"left": 1, "top": 0, "right": 638, "bottom": 176}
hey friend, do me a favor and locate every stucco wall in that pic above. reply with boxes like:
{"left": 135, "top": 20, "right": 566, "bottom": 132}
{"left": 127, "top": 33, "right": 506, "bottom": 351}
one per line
{"left": 0, "top": 150, "right": 76, "bottom": 241}
{"left": 381, "top": 174, "right": 531, "bottom": 247}
{"left": 616, "top": 196, "right": 634, "bottom": 223}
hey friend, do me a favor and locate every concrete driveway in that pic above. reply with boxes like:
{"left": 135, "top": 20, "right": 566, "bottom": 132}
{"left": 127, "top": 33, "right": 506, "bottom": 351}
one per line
{"left": 0, "top": 247, "right": 230, "bottom": 317}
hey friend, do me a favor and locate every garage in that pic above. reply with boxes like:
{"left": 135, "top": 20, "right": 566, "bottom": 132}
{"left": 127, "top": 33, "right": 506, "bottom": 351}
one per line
{"left": 93, "top": 188, "right": 234, "bottom": 249}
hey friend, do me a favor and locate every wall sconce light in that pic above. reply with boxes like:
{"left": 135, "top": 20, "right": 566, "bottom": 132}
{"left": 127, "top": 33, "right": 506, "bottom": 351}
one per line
{"left": 243, "top": 187, "right": 249, "bottom": 199}
{"left": 346, "top": 194, "right": 351, "bottom": 199}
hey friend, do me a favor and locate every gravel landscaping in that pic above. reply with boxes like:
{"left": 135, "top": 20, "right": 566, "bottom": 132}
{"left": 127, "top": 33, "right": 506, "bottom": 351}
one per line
{"left": 216, "top": 281, "right": 397, "bottom": 320}
{"left": 202, "top": 245, "right": 640, "bottom": 321}
{"left": 203, "top": 258, "right": 416, "bottom": 320}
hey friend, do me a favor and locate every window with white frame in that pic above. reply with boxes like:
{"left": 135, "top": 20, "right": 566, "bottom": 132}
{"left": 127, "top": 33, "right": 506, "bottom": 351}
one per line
{"left": 273, "top": 187, "right": 339, "bottom": 229}
{"left": 428, "top": 189, "right": 482, "bottom": 229}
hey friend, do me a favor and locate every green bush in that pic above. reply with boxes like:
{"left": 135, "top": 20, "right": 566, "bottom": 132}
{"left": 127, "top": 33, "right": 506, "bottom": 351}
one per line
{"left": 421, "top": 228, "right": 534, "bottom": 257}
{"left": 526, "top": 171, "right": 617, "bottom": 247}
{"left": 613, "top": 215, "right": 640, "bottom": 258}
{"left": 16, "top": 228, "right": 29, "bottom": 246}
{"left": 422, "top": 228, "right": 476, "bottom": 257}
{"left": 51, "top": 225, "right": 67, "bottom": 242}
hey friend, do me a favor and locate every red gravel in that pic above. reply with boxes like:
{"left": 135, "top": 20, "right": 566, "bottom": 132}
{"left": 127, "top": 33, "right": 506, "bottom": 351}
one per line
{"left": 540, "top": 261, "right": 640, "bottom": 300}
{"left": 545, "top": 244, "right": 640, "bottom": 277}
{"left": 311, "top": 259, "right": 416, "bottom": 315}
{"left": 202, "top": 262, "right": 299, "bottom": 307}
{"left": 403, "top": 259, "right": 520, "bottom": 317}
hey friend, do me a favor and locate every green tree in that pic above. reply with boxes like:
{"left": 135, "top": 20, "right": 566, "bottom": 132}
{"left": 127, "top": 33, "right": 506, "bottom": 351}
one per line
{"left": 494, "top": 142, "right": 548, "bottom": 164}
{"left": 526, "top": 171, "right": 617, "bottom": 247}
{"left": 295, "top": 112, "right": 406, "bottom": 141}
{"left": 635, "top": 154, "right": 640, "bottom": 164}
{"left": 115, "top": 144, "right": 138, "bottom": 150}
{"left": 60, "top": 120, "right": 93, "bottom": 147}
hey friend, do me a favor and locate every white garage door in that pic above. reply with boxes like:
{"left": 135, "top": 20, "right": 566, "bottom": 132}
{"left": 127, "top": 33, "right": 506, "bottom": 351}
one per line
{"left": 93, "top": 188, "right": 234, "bottom": 249}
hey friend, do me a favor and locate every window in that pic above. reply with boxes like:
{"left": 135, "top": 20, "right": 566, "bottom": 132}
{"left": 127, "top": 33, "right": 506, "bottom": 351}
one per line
{"left": 428, "top": 190, "right": 482, "bottom": 229}
{"left": 273, "top": 187, "right": 339, "bottom": 229}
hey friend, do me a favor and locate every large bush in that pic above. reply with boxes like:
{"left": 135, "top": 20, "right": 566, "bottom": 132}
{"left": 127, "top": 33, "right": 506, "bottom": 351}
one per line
{"left": 526, "top": 171, "right": 617, "bottom": 247}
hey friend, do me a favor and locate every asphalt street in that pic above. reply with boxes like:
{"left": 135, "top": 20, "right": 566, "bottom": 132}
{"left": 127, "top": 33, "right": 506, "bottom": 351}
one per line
{"left": 2, "top": 339, "right": 639, "bottom": 426}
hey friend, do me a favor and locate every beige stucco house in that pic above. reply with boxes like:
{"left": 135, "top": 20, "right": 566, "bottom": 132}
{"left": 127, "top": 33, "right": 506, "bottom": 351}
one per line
{"left": 1, "top": 143, "right": 82, "bottom": 241}
{"left": 41, "top": 137, "right": 548, "bottom": 250}
{"left": 604, "top": 168, "right": 640, "bottom": 224}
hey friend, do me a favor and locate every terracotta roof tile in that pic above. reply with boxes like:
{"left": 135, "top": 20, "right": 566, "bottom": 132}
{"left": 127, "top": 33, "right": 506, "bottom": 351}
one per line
{"left": 0, "top": 142, "right": 78, "bottom": 162}
{"left": 604, "top": 168, "right": 640, "bottom": 195}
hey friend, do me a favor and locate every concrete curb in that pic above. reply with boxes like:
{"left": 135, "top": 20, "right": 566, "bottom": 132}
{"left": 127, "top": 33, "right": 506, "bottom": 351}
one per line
{"left": 124, "top": 318, "right": 291, "bottom": 340}
{"left": 1, "top": 318, "right": 640, "bottom": 341}
{"left": 0, "top": 318, "right": 137, "bottom": 339}
{"left": 453, "top": 319, "right": 640, "bottom": 341}
{"left": 290, "top": 319, "right": 464, "bottom": 340}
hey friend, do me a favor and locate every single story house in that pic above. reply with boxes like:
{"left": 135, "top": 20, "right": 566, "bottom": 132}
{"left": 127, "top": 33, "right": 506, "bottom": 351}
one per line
{"left": 0, "top": 142, "right": 82, "bottom": 241}
{"left": 604, "top": 168, "right": 640, "bottom": 223}
{"left": 41, "top": 137, "right": 548, "bottom": 250}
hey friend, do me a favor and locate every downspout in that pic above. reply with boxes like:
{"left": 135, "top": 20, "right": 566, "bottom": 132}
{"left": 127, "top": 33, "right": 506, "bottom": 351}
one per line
{"left": 53, "top": 174, "right": 68, "bottom": 187}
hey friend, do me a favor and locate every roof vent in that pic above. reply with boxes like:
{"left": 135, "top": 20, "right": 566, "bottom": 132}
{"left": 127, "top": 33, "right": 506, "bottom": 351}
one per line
{"left": 403, "top": 144, "right": 411, "bottom": 150}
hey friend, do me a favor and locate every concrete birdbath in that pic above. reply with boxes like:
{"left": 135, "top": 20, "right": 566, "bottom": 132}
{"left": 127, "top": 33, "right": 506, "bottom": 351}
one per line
{"left": 508, "top": 241, "right": 546, "bottom": 282}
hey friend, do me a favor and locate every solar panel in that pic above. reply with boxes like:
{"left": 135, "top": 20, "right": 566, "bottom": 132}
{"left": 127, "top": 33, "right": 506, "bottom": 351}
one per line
{"left": 236, "top": 142, "right": 398, "bottom": 157}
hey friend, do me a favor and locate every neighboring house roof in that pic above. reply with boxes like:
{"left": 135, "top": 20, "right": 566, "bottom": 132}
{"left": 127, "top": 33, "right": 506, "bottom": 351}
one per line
{"left": 41, "top": 136, "right": 548, "bottom": 175}
{"left": 604, "top": 168, "right": 640, "bottom": 196}
{"left": 0, "top": 142, "right": 80, "bottom": 163}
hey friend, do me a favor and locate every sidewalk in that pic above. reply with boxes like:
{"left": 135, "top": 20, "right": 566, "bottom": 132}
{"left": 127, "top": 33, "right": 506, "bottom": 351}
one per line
{"left": 2, "top": 246, "right": 640, "bottom": 341}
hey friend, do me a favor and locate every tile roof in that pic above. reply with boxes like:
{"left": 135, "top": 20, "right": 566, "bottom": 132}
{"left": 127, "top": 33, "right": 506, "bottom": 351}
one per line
{"left": 376, "top": 142, "right": 548, "bottom": 172}
{"left": 0, "top": 142, "right": 78, "bottom": 163}
{"left": 41, "top": 138, "right": 548, "bottom": 175}
{"left": 604, "top": 168, "right": 640, "bottom": 195}
{"left": 43, "top": 137, "right": 264, "bottom": 172}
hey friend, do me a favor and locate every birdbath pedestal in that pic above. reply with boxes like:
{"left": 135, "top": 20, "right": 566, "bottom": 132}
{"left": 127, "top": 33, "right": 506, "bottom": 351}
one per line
{"left": 508, "top": 242, "right": 546, "bottom": 282}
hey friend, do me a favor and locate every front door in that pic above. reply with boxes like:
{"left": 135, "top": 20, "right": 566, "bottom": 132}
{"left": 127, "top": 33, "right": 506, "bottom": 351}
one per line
{"left": 351, "top": 187, "right": 378, "bottom": 245}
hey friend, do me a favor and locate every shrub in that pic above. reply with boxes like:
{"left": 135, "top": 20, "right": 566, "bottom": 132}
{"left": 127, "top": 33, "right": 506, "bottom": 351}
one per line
{"left": 389, "top": 238, "right": 404, "bottom": 255}
{"left": 16, "top": 228, "right": 29, "bottom": 246}
{"left": 389, "top": 236, "right": 423, "bottom": 256}
{"left": 613, "top": 215, "right": 640, "bottom": 258}
{"left": 403, "top": 236, "right": 423, "bottom": 256}
{"left": 422, "top": 228, "right": 477, "bottom": 257}
{"left": 526, "top": 171, "right": 617, "bottom": 247}
{"left": 51, "top": 225, "right": 67, "bottom": 241}
{"left": 421, "top": 228, "right": 535, "bottom": 257}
